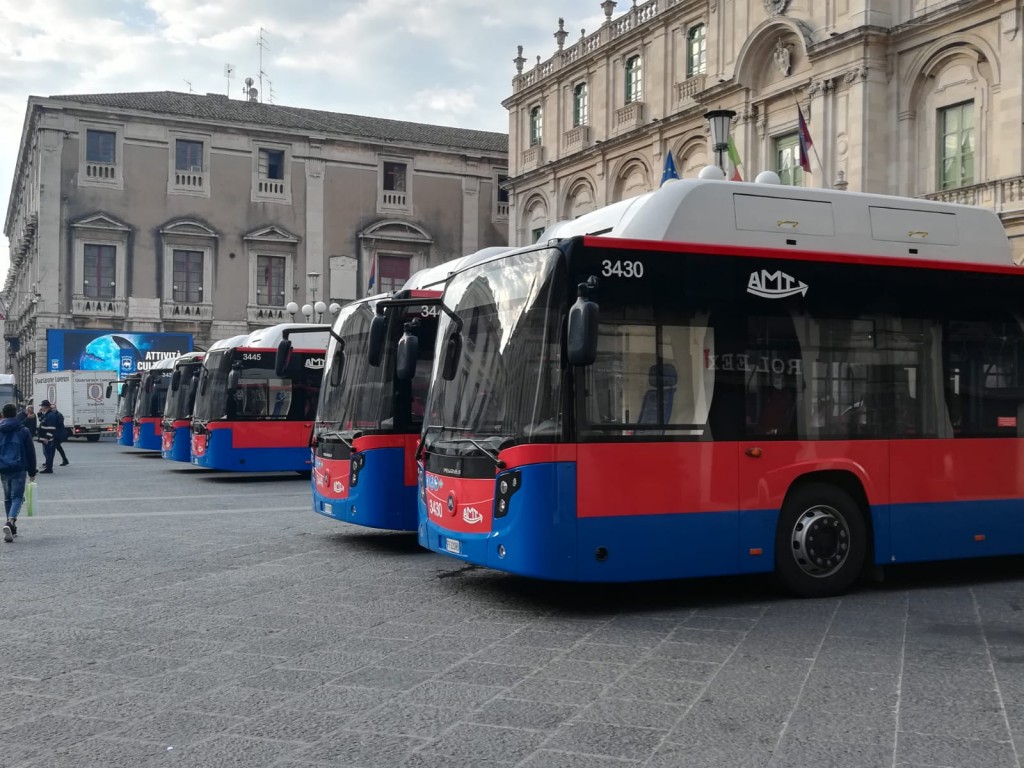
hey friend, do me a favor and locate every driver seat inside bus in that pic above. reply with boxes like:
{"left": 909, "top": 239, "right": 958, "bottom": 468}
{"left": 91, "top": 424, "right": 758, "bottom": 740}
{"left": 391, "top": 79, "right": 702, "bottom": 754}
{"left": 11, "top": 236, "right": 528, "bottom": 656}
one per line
{"left": 637, "top": 363, "right": 677, "bottom": 432}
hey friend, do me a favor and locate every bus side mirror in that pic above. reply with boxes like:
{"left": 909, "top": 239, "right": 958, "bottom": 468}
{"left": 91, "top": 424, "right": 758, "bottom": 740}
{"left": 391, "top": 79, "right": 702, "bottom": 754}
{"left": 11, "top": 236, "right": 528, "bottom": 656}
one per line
{"left": 170, "top": 370, "right": 181, "bottom": 391}
{"left": 329, "top": 349, "right": 345, "bottom": 387}
{"left": 145, "top": 377, "right": 155, "bottom": 394}
{"left": 566, "top": 294, "right": 599, "bottom": 367}
{"left": 227, "top": 366, "right": 241, "bottom": 391}
{"left": 368, "top": 314, "right": 387, "bottom": 367}
{"left": 396, "top": 326, "right": 419, "bottom": 381}
{"left": 199, "top": 374, "right": 209, "bottom": 396}
{"left": 441, "top": 332, "right": 462, "bottom": 381}
{"left": 105, "top": 384, "right": 113, "bottom": 399}
{"left": 275, "top": 339, "right": 293, "bottom": 377}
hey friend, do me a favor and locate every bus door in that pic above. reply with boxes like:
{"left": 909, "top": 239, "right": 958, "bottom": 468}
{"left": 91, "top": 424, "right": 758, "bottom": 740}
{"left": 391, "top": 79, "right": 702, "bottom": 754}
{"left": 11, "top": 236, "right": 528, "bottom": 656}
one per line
{"left": 575, "top": 304, "right": 740, "bottom": 581}
{"left": 890, "top": 306, "right": 1024, "bottom": 562}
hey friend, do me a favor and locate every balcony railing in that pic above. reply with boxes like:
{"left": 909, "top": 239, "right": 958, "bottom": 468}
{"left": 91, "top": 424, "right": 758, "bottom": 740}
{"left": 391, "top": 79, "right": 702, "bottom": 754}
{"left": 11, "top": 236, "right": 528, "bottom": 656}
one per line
{"left": 161, "top": 301, "right": 214, "bottom": 322}
{"left": 379, "top": 189, "right": 410, "bottom": 211}
{"left": 615, "top": 102, "right": 645, "bottom": 133}
{"left": 72, "top": 295, "right": 127, "bottom": 318}
{"left": 256, "top": 178, "right": 286, "bottom": 197}
{"left": 172, "top": 169, "right": 206, "bottom": 192}
{"left": 676, "top": 74, "right": 707, "bottom": 105}
{"left": 496, "top": 200, "right": 510, "bottom": 219}
{"left": 522, "top": 145, "right": 545, "bottom": 171}
{"left": 85, "top": 162, "right": 118, "bottom": 181}
{"left": 564, "top": 125, "right": 590, "bottom": 154}
{"left": 246, "top": 304, "right": 290, "bottom": 325}
{"left": 920, "top": 176, "right": 1024, "bottom": 214}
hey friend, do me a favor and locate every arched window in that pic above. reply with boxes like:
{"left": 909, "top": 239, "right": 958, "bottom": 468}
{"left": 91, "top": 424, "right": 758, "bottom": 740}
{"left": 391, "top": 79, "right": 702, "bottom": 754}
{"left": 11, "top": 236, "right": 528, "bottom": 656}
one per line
{"left": 573, "top": 83, "right": 589, "bottom": 127}
{"left": 529, "top": 105, "right": 543, "bottom": 146}
{"left": 687, "top": 24, "right": 706, "bottom": 77}
{"left": 625, "top": 55, "right": 643, "bottom": 104}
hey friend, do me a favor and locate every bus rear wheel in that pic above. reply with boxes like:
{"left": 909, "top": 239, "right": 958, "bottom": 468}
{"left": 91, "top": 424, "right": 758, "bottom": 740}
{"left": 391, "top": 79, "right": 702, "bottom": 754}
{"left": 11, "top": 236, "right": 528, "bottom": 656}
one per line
{"left": 775, "top": 482, "right": 866, "bottom": 598}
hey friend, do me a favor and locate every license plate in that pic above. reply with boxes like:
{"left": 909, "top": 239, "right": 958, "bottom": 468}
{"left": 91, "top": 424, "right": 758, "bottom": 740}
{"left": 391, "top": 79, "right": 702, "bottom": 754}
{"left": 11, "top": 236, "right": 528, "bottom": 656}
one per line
{"left": 324, "top": 503, "right": 333, "bottom": 515}
{"left": 444, "top": 537, "right": 462, "bottom": 555}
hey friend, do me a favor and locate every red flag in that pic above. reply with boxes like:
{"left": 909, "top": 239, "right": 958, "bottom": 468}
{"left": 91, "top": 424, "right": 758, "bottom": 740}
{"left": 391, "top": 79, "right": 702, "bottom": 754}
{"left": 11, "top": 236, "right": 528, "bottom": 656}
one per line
{"left": 797, "top": 104, "right": 812, "bottom": 173}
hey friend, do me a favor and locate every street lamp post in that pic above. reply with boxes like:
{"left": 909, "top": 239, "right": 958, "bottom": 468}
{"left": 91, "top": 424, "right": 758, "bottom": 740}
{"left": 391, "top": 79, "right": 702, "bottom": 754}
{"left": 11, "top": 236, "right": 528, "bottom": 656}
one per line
{"left": 704, "top": 109, "right": 736, "bottom": 175}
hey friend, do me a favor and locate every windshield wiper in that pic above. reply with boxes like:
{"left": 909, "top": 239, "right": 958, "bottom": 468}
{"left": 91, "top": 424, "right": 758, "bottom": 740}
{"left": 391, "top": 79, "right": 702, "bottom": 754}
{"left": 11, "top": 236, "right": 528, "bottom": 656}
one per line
{"left": 316, "top": 427, "right": 362, "bottom": 450}
{"left": 420, "top": 429, "right": 509, "bottom": 470}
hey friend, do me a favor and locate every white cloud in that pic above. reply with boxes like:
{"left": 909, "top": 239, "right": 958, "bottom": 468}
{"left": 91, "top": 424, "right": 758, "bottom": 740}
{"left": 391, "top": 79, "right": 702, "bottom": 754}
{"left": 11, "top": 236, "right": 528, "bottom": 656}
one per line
{"left": 0, "top": 0, "right": 603, "bottom": 275}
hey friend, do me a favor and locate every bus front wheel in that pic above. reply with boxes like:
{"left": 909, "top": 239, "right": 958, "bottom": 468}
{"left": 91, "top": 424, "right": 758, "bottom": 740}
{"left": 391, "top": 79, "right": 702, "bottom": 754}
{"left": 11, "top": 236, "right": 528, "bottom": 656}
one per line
{"left": 775, "top": 482, "right": 866, "bottom": 598}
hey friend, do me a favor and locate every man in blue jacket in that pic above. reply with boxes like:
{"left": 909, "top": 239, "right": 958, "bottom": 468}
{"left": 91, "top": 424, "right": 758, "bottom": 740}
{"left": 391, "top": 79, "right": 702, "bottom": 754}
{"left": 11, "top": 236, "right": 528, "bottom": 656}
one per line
{"left": 0, "top": 402, "right": 38, "bottom": 542}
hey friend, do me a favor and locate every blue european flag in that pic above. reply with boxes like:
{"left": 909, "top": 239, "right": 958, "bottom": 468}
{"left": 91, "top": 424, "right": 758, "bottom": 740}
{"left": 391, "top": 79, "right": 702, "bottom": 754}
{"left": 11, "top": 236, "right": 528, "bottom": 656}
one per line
{"left": 661, "top": 150, "right": 679, "bottom": 186}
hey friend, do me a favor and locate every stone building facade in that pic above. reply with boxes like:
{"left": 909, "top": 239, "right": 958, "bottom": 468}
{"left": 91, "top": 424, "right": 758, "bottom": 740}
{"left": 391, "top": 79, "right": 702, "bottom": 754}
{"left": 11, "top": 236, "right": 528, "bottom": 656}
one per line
{"left": 503, "top": 0, "right": 1024, "bottom": 260}
{"left": 3, "top": 92, "right": 509, "bottom": 393}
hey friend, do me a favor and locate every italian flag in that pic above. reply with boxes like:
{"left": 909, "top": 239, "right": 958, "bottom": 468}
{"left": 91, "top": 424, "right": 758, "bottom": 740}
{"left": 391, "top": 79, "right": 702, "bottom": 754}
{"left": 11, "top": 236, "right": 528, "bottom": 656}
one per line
{"left": 727, "top": 136, "right": 743, "bottom": 182}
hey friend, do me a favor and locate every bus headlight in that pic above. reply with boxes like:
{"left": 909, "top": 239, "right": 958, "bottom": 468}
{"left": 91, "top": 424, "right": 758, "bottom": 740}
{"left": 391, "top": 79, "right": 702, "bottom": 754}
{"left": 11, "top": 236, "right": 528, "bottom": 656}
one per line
{"left": 494, "top": 470, "right": 521, "bottom": 519}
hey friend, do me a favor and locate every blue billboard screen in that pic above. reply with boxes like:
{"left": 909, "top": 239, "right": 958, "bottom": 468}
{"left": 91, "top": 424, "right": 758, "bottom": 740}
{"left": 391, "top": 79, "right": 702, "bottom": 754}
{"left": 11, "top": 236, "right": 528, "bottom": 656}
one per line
{"left": 47, "top": 330, "right": 194, "bottom": 375}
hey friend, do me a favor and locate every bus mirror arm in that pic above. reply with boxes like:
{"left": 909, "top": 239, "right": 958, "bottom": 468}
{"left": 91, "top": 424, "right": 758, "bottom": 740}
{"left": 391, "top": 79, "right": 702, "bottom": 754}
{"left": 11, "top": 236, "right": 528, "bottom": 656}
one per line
{"left": 566, "top": 277, "right": 600, "bottom": 367}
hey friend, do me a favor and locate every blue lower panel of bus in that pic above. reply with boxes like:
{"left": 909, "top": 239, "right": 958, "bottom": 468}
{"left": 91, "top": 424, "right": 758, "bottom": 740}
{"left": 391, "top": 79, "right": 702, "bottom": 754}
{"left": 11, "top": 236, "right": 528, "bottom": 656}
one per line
{"left": 880, "top": 499, "right": 1024, "bottom": 564}
{"left": 162, "top": 427, "right": 191, "bottom": 463}
{"left": 418, "top": 462, "right": 780, "bottom": 582}
{"left": 135, "top": 422, "right": 161, "bottom": 452}
{"left": 191, "top": 429, "right": 312, "bottom": 472}
{"left": 118, "top": 423, "right": 133, "bottom": 447}
{"left": 313, "top": 447, "right": 417, "bottom": 531}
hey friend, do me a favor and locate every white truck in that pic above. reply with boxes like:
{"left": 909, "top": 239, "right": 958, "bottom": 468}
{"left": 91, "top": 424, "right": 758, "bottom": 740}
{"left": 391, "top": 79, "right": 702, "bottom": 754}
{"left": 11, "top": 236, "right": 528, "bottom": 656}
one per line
{"left": 32, "top": 370, "right": 118, "bottom": 441}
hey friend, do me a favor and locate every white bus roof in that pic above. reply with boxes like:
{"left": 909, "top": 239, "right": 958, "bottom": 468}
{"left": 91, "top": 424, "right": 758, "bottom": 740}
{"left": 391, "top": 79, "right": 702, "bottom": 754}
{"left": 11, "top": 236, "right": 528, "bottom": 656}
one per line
{"left": 147, "top": 356, "right": 178, "bottom": 372}
{"left": 173, "top": 351, "right": 205, "bottom": 366}
{"left": 244, "top": 323, "right": 329, "bottom": 350}
{"left": 544, "top": 177, "right": 1013, "bottom": 267}
{"left": 406, "top": 246, "right": 517, "bottom": 290}
{"left": 207, "top": 334, "right": 249, "bottom": 353}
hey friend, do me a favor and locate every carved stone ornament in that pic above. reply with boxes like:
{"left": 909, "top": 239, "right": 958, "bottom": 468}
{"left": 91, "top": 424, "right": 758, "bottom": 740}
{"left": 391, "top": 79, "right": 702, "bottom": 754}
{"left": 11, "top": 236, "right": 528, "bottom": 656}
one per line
{"left": 764, "top": 0, "right": 790, "bottom": 15}
{"left": 773, "top": 38, "right": 792, "bottom": 77}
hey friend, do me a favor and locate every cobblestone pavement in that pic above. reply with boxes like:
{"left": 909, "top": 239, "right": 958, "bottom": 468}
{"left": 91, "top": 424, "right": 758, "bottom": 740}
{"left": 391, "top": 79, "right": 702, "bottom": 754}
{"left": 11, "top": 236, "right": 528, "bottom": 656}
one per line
{"left": 3, "top": 439, "right": 1024, "bottom": 767}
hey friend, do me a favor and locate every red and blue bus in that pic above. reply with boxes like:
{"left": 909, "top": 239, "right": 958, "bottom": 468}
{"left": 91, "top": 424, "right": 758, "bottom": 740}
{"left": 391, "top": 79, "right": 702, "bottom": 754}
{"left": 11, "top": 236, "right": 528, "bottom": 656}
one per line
{"left": 113, "top": 372, "right": 142, "bottom": 447}
{"left": 307, "top": 250, "right": 510, "bottom": 530}
{"left": 418, "top": 175, "right": 1022, "bottom": 597}
{"left": 161, "top": 351, "right": 205, "bottom": 462}
{"left": 191, "top": 324, "right": 329, "bottom": 472}
{"left": 132, "top": 357, "right": 176, "bottom": 451}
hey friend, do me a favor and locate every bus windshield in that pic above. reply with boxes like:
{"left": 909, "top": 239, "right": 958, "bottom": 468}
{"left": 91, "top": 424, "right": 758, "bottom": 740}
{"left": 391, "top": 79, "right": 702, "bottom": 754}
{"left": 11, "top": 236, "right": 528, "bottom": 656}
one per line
{"left": 317, "top": 300, "right": 438, "bottom": 437}
{"left": 0, "top": 384, "right": 17, "bottom": 405}
{"left": 423, "top": 248, "right": 565, "bottom": 455}
{"left": 163, "top": 362, "right": 202, "bottom": 423}
{"left": 135, "top": 372, "right": 171, "bottom": 418}
{"left": 194, "top": 347, "right": 322, "bottom": 422}
{"left": 118, "top": 379, "right": 140, "bottom": 419}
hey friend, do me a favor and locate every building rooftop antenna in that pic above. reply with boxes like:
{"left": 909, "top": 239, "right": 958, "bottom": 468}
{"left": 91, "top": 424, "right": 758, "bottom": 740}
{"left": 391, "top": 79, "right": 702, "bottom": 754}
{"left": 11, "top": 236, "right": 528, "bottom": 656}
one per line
{"left": 257, "top": 27, "right": 270, "bottom": 104}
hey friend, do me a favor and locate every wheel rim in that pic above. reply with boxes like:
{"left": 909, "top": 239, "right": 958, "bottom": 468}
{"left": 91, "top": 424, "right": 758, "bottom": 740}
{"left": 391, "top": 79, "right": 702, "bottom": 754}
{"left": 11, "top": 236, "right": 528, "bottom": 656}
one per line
{"left": 789, "top": 503, "right": 851, "bottom": 578}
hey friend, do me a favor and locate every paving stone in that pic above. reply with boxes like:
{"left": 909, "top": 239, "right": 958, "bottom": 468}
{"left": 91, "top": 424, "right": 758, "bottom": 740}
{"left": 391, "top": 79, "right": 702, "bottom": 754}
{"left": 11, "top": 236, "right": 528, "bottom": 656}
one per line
{"left": 575, "top": 697, "right": 685, "bottom": 729}
{"left": 542, "top": 721, "right": 665, "bottom": 760}
{"left": 468, "top": 698, "right": 580, "bottom": 731}
{"left": 518, "top": 751, "right": 640, "bottom": 768}
{"left": 896, "top": 731, "right": 1017, "bottom": 767}
{"left": 421, "top": 722, "right": 549, "bottom": 763}
{"left": 298, "top": 730, "right": 429, "bottom": 765}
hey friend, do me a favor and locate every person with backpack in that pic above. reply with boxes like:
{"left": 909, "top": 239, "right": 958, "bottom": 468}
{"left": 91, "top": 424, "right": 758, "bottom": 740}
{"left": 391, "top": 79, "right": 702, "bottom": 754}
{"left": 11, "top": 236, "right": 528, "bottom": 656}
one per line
{"left": 37, "top": 400, "right": 68, "bottom": 473}
{"left": 0, "top": 402, "right": 38, "bottom": 542}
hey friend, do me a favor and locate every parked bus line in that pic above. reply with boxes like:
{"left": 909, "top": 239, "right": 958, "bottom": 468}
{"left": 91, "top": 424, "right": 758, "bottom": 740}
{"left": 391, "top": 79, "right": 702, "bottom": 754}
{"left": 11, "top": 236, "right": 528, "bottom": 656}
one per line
{"left": 133, "top": 356, "right": 176, "bottom": 450}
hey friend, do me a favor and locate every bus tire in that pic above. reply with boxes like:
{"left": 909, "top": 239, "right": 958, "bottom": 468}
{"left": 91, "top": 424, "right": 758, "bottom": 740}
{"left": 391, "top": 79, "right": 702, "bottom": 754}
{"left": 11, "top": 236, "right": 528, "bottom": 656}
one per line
{"left": 86, "top": 434, "right": 101, "bottom": 443}
{"left": 775, "top": 482, "right": 866, "bottom": 598}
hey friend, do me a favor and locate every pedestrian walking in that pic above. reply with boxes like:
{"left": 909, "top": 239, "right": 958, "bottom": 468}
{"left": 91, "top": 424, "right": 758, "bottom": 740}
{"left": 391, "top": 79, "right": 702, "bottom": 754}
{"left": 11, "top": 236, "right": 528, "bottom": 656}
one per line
{"left": 37, "top": 400, "right": 68, "bottom": 473}
{"left": 0, "top": 402, "right": 38, "bottom": 542}
{"left": 17, "top": 405, "right": 37, "bottom": 438}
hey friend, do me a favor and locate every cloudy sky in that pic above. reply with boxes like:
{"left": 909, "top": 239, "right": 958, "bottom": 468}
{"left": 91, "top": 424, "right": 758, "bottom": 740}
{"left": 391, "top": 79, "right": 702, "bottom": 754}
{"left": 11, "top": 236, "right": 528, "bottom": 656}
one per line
{"left": 0, "top": 0, "right": 611, "bottom": 274}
